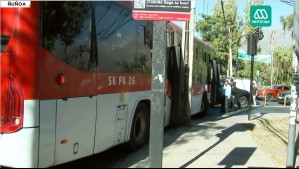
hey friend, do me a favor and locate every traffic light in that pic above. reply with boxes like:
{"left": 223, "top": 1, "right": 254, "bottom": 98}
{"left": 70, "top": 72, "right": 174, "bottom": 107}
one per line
{"left": 254, "top": 27, "right": 264, "bottom": 40}
{"left": 258, "top": 29, "right": 264, "bottom": 40}
{"left": 247, "top": 34, "right": 257, "bottom": 56}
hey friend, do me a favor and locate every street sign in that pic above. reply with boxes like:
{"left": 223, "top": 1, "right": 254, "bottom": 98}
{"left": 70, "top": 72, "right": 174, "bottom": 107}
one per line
{"left": 238, "top": 49, "right": 272, "bottom": 64}
{"left": 132, "top": 0, "right": 191, "bottom": 21}
{"left": 250, "top": 5, "right": 272, "bottom": 27}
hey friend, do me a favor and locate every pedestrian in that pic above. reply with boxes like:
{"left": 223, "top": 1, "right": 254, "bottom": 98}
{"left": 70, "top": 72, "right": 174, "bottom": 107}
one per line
{"left": 252, "top": 82, "right": 258, "bottom": 106}
{"left": 224, "top": 79, "right": 231, "bottom": 113}
{"left": 220, "top": 81, "right": 226, "bottom": 113}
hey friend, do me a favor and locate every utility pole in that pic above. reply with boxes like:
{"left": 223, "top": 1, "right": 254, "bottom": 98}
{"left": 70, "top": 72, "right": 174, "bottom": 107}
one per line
{"left": 149, "top": 21, "right": 166, "bottom": 168}
{"left": 220, "top": 0, "right": 234, "bottom": 78}
{"left": 183, "top": 1, "right": 195, "bottom": 126}
{"left": 187, "top": 1, "right": 195, "bottom": 125}
{"left": 228, "top": 27, "right": 233, "bottom": 78}
{"left": 270, "top": 31, "right": 276, "bottom": 86}
{"left": 286, "top": 0, "right": 299, "bottom": 167}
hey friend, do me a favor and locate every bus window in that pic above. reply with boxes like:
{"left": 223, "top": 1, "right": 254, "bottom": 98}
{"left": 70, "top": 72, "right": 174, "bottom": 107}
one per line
{"left": 137, "top": 21, "right": 152, "bottom": 73}
{"left": 42, "top": 1, "right": 93, "bottom": 71}
{"left": 94, "top": 1, "right": 138, "bottom": 73}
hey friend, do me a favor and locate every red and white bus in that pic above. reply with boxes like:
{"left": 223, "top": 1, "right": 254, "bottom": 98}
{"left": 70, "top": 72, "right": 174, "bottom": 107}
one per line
{"left": 1, "top": 1, "right": 221, "bottom": 167}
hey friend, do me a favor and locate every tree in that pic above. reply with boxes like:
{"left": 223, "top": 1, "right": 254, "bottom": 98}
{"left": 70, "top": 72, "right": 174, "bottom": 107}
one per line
{"left": 280, "top": 14, "right": 294, "bottom": 32}
{"left": 273, "top": 47, "right": 293, "bottom": 84}
{"left": 196, "top": 0, "right": 241, "bottom": 76}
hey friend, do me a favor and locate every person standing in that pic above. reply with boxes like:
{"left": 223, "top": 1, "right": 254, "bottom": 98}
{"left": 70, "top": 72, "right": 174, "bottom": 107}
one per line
{"left": 224, "top": 80, "right": 231, "bottom": 113}
{"left": 230, "top": 78, "right": 236, "bottom": 109}
{"left": 252, "top": 82, "right": 258, "bottom": 106}
{"left": 221, "top": 82, "right": 226, "bottom": 113}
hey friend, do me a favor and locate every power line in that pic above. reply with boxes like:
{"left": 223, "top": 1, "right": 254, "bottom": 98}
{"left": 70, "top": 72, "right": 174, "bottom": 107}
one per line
{"left": 280, "top": 0, "right": 294, "bottom": 6}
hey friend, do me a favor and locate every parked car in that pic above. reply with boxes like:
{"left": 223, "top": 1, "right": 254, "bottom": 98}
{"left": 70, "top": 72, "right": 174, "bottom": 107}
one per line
{"left": 231, "top": 84, "right": 250, "bottom": 109}
{"left": 257, "top": 85, "right": 291, "bottom": 102}
{"left": 220, "top": 80, "right": 250, "bottom": 109}
{"left": 234, "top": 87, "right": 250, "bottom": 109}
{"left": 277, "top": 91, "right": 291, "bottom": 105}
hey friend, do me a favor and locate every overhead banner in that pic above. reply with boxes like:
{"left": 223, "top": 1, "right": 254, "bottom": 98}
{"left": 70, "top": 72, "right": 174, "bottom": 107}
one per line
{"left": 237, "top": 49, "right": 272, "bottom": 64}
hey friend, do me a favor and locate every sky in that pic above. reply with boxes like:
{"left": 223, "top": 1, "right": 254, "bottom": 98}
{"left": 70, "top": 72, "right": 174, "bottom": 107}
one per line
{"left": 194, "top": 0, "right": 294, "bottom": 29}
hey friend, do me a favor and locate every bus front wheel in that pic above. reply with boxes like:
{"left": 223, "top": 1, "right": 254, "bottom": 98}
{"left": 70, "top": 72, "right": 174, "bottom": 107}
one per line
{"left": 128, "top": 103, "right": 150, "bottom": 151}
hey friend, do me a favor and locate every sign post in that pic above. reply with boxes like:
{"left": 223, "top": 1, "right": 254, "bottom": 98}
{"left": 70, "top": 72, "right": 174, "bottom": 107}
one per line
{"left": 133, "top": 1, "right": 191, "bottom": 168}
{"left": 249, "top": 6, "right": 269, "bottom": 120}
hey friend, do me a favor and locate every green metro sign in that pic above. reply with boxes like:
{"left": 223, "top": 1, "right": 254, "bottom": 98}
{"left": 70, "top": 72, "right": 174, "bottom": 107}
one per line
{"left": 250, "top": 5, "right": 272, "bottom": 27}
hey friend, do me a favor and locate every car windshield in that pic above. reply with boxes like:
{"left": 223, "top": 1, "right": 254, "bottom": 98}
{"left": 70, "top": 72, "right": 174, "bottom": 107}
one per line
{"left": 269, "top": 84, "right": 278, "bottom": 89}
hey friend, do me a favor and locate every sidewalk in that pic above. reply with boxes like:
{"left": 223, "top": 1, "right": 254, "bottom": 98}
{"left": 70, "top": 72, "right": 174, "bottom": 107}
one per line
{"left": 118, "top": 106, "right": 290, "bottom": 168}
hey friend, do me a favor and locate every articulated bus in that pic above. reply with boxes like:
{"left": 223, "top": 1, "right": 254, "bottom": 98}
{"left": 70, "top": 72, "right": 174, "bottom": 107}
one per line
{"left": 1, "top": 1, "right": 221, "bottom": 167}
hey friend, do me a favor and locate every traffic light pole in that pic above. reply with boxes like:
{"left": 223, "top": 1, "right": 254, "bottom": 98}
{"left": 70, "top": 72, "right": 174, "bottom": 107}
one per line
{"left": 249, "top": 52, "right": 254, "bottom": 120}
{"left": 247, "top": 28, "right": 263, "bottom": 120}
{"left": 247, "top": 33, "right": 258, "bottom": 120}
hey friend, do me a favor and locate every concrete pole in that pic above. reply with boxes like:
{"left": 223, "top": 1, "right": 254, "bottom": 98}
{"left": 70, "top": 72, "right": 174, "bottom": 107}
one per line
{"left": 186, "top": 1, "right": 195, "bottom": 125}
{"left": 149, "top": 21, "right": 166, "bottom": 168}
{"left": 286, "top": 51, "right": 298, "bottom": 168}
{"left": 286, "top": 1, "right": 299, "bottom": 167}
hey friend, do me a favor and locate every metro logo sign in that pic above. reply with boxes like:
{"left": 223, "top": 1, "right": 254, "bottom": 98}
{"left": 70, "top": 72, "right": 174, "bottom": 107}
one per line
{"left": 250, "top": 5, "right": 272, "bottom": 27}
{"left": 132, "top": 0, "right": 191, "bottom": 21}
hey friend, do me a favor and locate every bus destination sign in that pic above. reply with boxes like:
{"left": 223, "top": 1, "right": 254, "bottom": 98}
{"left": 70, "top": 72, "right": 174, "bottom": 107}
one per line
{"left": 132, "top": 0, "right": 192, "bottom": 21}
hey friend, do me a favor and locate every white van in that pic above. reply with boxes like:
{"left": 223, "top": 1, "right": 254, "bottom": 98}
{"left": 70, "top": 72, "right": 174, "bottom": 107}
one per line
{"left": 233, "top": 78, "right": 253, "bottom": 93}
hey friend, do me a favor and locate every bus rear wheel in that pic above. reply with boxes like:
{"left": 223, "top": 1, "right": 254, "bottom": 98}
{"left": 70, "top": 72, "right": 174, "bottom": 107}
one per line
{"left": 128, "top": 103, "right": 150, "bottom": 151}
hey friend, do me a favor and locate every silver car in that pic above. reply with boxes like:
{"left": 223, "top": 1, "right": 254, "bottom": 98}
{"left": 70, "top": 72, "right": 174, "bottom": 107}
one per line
{"left": 277, "top": 91, "right": 291, "bottom": 105}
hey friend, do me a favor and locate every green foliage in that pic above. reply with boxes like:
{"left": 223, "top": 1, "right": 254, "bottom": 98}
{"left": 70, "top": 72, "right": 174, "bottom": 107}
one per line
{"left": 196, "top": 0, "right": 241, "bottom": 75}
{"left": 196, "top": 0, "right": 293, "bottom": 85}
{"left": 273, "top": 47, "right": 293, "bottom": 84}
{"left": 42, "top": 1, "right": 90, "bottom": 48}
{"left": 280, "top": 14, "right": 294, "bottom": 32}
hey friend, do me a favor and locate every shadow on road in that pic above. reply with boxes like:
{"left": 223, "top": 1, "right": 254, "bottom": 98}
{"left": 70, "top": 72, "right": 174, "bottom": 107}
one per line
{"left": 179, "top": 123, "right": 255, "bottom": 168}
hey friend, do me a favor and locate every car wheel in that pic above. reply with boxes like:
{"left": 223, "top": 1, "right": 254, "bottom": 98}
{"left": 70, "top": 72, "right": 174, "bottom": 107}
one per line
{"left": 128, "top": 103, "right": 150, "bottom": 151}
{"left": 266, "top": 94, "right": 273, "bottom": 102}
{"left": 238, "top": 96, "right": 249, "bottom": 109}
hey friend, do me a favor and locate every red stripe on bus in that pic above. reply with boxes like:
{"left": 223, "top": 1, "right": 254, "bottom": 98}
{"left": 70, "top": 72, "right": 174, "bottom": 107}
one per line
{"left": 97, "top": 73, "right": 151, "bottom": 94}
{"left": 39, "top": 48, "right": 98, "bottom": 99}
{"left": 39, "top": 48, "right": 151, "bottom": 99}
{"left": 192, "top": 84, "right": 206, "bottom": 95}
